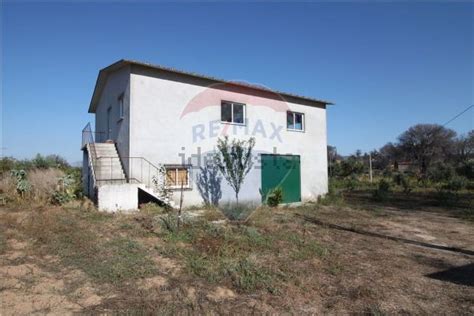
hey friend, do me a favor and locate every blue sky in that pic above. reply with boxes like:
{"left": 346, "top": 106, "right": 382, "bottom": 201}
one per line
{"left": 2, "top": 2, "right": 473, "bottom": 163}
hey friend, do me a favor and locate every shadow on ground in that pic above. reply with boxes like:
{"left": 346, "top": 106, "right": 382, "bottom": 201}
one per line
{"left": 343, "top": 190, "right": 473, "bottom": 220}
{"left": 426, "top": 263, "right": 474, "bottom": 287}
{"left": 299, "top": 215, "right": 474, "bottom": 256}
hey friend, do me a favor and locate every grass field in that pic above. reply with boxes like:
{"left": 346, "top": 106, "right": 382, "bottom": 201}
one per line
{"left": 0, "top": 192, "right": 473, "bottom": 314}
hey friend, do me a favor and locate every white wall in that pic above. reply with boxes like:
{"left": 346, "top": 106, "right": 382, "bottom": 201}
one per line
{"left": 97, "top": 184, "right": 139, "bottom": 212}
{"left": 95, "top": 66, "right": 131, "bottom": 167}
{"left": 128, "top": 65, "right": 328, "bottom": 206}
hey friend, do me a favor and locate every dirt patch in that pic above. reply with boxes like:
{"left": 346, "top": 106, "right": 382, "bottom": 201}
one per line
{"left": 206, "top": 286, "right": 237, "bottom": 301}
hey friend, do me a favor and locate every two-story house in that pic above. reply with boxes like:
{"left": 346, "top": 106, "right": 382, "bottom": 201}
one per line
{"left": 82, "top": 60, "right": 332, "bottom": 211}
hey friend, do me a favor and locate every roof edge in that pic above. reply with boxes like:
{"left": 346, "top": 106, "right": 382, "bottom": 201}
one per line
{"left": 88, "top": 59, "right": 334, "bottom": 113}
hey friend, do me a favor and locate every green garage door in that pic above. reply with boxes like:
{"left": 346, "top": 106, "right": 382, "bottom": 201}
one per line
{"left": 261, "top": 154, "right": 301, "bottom": 204}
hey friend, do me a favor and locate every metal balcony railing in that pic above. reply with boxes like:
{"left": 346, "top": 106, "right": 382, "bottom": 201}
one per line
{"left": 81, "top": 123, "right": 107, "bottom": 149}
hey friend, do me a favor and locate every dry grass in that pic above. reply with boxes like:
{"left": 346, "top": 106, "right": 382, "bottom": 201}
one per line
{"left": 27, "top": 169, "right": 64, "bottom": 203}
{"left": 0, "top": 194, "right": 473, "bottom": 314}
{"left": 0, "top": 176, "right": 16, "bottom": 200}
{"left": 0, "top": 168, "right": 65, "bottom": 205}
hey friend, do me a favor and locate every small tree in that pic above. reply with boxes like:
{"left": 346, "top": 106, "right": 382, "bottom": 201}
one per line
{"left": 215, "top": 136, "right": 256, "bottom": 204}
{"left": 151, "top": 164, "right": 173, "bottom": 204}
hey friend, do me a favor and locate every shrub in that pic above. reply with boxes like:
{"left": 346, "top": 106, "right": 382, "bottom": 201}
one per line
{"left": 51, "top": 173, "right": 79, "bottom": 205}
{"left": 0, "top": 157, "right": 16, "bottom": 176}
{"left": 393, "top": 172, "right": 414, "bottom": 194}
{"left": 372, "top": 179, "right": 391, "bottom": 201}
{"left": 10, "top": 169, "right": 31, "bottom": 197}
{"left": 266, "top": 187, "right": 283, "bottom": 207}
{"left": 443, "top": 176, "right": 467, "bottom": 192}
{"left": 456, "top": 159, "right": 474, "bottom": 180}
{"left": 427, "top": 162, "right": 455, "bottom": 182}
{"left": 400, "top": 175, "right": 414, "bottom": 194}
{"left": 345, "top": 175, "right": 359, "bottom": 191}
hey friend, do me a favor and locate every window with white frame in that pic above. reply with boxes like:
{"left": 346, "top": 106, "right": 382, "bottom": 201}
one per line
{"left": 221, "top": 101, "right": 245, "bottom": 125}
{"left": 165, "top": 166, "right": 190, "bottom": 188}
{"left": 287, "top": 111, "right": 304, "bottom": 131}
{"left": 118, "top": 93, "right": 124, "bottom": 120}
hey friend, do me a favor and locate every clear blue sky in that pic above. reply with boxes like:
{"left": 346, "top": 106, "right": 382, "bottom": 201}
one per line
{"left": 2, "top": 2, "right": 473, "bottom": 163}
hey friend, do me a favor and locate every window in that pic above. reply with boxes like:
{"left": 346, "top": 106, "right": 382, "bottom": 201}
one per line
{"left": 166, "top": 166, "right": 190, "bottom": 188}
{"left": 118, "top": 93, "right": 124, "bottom": 120}
{"left": 221, "top": 101, "right": 245, "bottom": 125}
{"left": 287, "top": 111, "right": 304, "bottom": 131}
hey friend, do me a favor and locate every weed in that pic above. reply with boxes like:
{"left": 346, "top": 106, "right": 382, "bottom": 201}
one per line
{"left": 228, "top": 258, "right": 274, "bottom": 292}
{"left": 0, "top": 232, "right": 6, "bottom": 254}
{"left": 140, "top": 202, "right": 168, "bottom": 214}
{"left": 284, "top": 233, "right": 328, "bottom": 260}
{"left": 25, "top": 208, "right": 156, "bottom": 284}
{"left": 372, "top": 179, "right": 391, "bottom": 201}
{"left": 219, "top": 202, "right": 257, "bottom": 221}
{"left": 266, "top": 187, "right": 283, "bottom": 207}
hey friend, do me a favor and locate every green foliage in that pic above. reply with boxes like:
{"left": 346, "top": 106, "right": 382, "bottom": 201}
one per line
{"left": 51, "top": 173, "right": 79, "bottom": 205}
{"left": 266, "top": 187, "right": 283, "bottom": 207}
{"left": 0, "top": 157, "right": 16, "bottom": 175}
{"left": 0, "top": 232, "right": 6, "bottom": 255}
{"left": 0, "top": 154, "right": 71, "bottom": 173}
{"left": 372, "top": 179, "right": 391, "bottom": 201}
{"left": 215, "top": 136, "right": 256, "bottom": 203}
{"left": 400, "top": 175, "right": 414, "bottom": 194}
{"left": 337, "top": 157, "right": 365, "bottom": 177}
{"left": 443, "top": 176, "right": 467, "bottom": 191}
{"left": 27, "top": 209, "right": 156, "bottom": 284}
{"left": 228, "top": 258, "right": 274, "bottom": 293}
{"left": 10, "top": 169, "right": 31, "bottom": 196}
{"left": 393, "top": 172, "right": 414, "bottom": 194}
{"left": 456, "top": 159, "right": 474, "bottom": 180}
{"left": 427, "top": 162, "right": 455, "bottom": 182}
{"left": 345, "top": 175, "right": 359, "bottom": 191}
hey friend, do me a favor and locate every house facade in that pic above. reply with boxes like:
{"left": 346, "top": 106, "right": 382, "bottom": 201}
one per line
{"left": 82, "top": 60, "right": 332, "bottom": 211}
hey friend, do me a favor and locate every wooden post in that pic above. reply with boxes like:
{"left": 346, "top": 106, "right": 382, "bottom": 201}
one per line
{"left": 369, "top": 152, "right": 373, "bottom": 183}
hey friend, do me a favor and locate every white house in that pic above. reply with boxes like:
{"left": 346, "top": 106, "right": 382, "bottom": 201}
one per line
{"left": 82, "top": 59, "right": 332, "bottom": 211}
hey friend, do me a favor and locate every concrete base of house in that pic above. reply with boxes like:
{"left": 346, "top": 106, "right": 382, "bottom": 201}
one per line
{"left": 97, "top": 184, "right": 139, "bottom": 212}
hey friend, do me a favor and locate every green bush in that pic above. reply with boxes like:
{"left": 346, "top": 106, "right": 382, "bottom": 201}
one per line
{"left": 400, "top": 175, "right": 414, "bottom": 194}
{"left": 456, "top": 159, "right": 474, "bottom": 180}
{"left": 10, "top": 169, "right": 31, "bottom": 197}
{"left": 266, "top": 187, "right": 283, "bottom": 207}
{"left": 345, "top": 175, "right": 359, "bottom": 191}
{"left": 393, "top": 173, "right": 414, "bottom": 194}
{"left": 51, "top": 174, "right": 78, "bottom": 205}
{"left": 427, "top": 162, "right": 455, "bottom": 182}
{"left": 443, "top": 176, "right": 467, "bottom": 191}
{"left": 372, "top": 179, "right": 391, "bottom": 201}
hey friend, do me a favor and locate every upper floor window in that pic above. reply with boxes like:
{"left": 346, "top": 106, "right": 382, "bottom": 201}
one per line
{"left": 287, "top": 111, "right": 304, "bottom": 131}
{"left": 118, "top": 93, "right": 124, "bottom": 120}
{"left": 221, "top": 101, "right": 245, "bottom": 125}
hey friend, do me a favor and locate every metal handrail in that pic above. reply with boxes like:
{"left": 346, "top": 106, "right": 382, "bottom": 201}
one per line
{"left": 81, "top": 122, "right": 107, "bottom": 149}
{"left": 94, "top": 156, "right": 164, "bottom": 190}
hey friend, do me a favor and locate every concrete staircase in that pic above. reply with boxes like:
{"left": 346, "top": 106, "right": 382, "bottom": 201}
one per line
{"left": 90, "top": 143, "right": 127, "bottom": 185}
{"left": 86, "top": 142, "right": 175, "bottom": 211}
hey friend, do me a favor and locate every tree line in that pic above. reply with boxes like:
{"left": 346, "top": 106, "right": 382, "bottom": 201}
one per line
{"left": 328, "top": 124, "right": 474, "bottom": 183}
